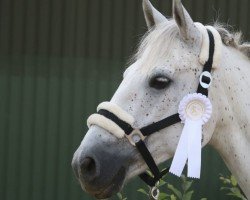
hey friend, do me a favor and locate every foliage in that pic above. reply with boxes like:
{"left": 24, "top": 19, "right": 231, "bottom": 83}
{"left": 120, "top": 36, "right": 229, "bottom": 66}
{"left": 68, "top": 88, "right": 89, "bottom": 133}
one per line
{"left": 116, "top": 192, "right": 127, "bottom": 200}
{"left": 219, "top": 174, "right": 247, "bottom": 200}
{"left": 115, "top": 173, "right": 246, "bottom": 200}
{"left": 137, "top": 173, "right": 206, "bottom": 200}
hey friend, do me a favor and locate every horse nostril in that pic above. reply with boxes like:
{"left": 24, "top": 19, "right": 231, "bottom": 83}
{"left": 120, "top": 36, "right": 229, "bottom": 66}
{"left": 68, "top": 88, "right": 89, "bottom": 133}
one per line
{"left": 81, "top": 157, "right": 95, "bottom": 172}
{"left": 80, "top": 157, "right": 97, "bottom": 181}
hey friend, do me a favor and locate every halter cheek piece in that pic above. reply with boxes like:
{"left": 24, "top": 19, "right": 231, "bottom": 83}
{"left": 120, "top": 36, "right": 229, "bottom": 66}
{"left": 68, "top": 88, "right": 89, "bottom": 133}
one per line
{"left": 87, "top": 27, "right": 219, "bottom": 190}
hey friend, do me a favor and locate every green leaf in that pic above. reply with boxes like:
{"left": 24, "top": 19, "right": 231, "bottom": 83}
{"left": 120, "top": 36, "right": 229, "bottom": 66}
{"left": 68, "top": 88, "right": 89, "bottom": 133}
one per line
{"left": 117, "top": 193, "right": 122, "bottom": 200}
{"left": 181, "top": 174, "right": 187, "bottom": 183}
{"left": 180, "top": 174, "right": 193, "bottom": 193}
{"left": 228, "top": 187, "right": 247, "bottom": 199}
{"left": 182, "top": 180, "right": 193, "bottom": 193}
{"left": 137, "top": 188, "right": 148, "bottom": 196}
{"left": 227, "top": 192, "right": 247, "bottom": 200}
{"left": 158, "top": 179, "right": 167, "bottom": 187}
{"left": 116, "top": 192, "right": 127, "bottom": 200}
{"left": 220, "top": 187, "right": 231, "bottom": 191}
{"left": 227, "top": 192, "right": 238, "bottom": 196}
{"left": 167, "top": 184, "right": 182, "bottom": 199}
{"left": 170, "top": 194, "right": 177, "bottom": 200}
{"left": 230, "top": 187, "right": 242, "bottom": 195}
{"left": 182, "top": 191, "right": 194, "bottom": 200}
{"left": 158, "top": 192, "right": 168, "bottom": 200}
{"left": 219, "top": 175, "right": 231, "bottom": 185}
{"left": 146, "top": 170, "right": 153, "bottom": 177}
{"left": 161, "top": 168, "right": 169, "bottom": 179}
{"left": 230, "top": 175, "right": 238, "bottom": 187}
{"left": 200, "top": 198, "right": 207, "bottom": 200}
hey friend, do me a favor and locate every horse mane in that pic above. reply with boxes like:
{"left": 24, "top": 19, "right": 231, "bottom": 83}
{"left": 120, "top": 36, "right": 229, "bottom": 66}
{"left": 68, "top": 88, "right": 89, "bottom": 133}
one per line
{"left": 133, "top": 20, "right": 250, "bottom": 67}
{"left": 214, "top": 23, "right": 250, "bottom": 58}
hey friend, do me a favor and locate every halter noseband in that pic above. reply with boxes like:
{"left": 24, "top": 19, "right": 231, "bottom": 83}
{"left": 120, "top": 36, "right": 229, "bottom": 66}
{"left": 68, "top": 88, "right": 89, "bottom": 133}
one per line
{"left": 87, "top": 26, "right": 221, "bottom": 190}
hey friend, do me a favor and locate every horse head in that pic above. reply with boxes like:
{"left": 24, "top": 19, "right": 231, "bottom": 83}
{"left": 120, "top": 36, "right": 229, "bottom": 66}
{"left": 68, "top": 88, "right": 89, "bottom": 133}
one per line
{"left": 72, "top": 0, "right": 250, "bottom": 199}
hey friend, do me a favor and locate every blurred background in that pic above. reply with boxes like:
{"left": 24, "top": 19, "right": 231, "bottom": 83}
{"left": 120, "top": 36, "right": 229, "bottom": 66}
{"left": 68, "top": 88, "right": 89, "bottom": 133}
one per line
{"left": 0, "top": 0, "right": 249, "bottom": 200}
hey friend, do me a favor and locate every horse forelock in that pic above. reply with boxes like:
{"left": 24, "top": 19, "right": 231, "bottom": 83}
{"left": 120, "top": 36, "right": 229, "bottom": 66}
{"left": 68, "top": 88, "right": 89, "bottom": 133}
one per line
{"left": 130, "top": 20, "right": 180, "bottom": 73}
{"left": 130, "top": 20, "right": 250, "bottom": 74}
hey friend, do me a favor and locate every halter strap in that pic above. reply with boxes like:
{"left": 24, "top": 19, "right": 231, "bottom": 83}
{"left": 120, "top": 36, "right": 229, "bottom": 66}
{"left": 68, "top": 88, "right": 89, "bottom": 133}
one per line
{"left": 98, "top": 109, "right": 133, "bottom": 134}
{"left": 88, "top": 28, "right": 218, "bottom": 187}
{"left": 197, "top": 29, "right": 215, "bottom": 96}
{"left": 141, "top": 113, "right": 181, "bottom": 136}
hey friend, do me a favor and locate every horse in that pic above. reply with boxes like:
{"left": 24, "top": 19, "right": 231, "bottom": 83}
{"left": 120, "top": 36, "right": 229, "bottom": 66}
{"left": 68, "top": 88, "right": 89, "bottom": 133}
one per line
{"left": 72, "top": 0, "right": 250, "bottom": 199}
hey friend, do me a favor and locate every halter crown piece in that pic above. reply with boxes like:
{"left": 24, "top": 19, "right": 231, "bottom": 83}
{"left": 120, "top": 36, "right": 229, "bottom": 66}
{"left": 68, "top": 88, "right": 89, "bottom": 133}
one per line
{"left": 87, "top": 23, "right": 222, "bottom": 198}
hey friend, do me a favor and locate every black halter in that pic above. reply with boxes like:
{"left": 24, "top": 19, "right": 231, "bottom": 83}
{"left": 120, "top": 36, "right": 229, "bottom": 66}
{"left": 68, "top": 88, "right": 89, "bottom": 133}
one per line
{"left": 98, "top": 29, "right": 215, "bottom": 187}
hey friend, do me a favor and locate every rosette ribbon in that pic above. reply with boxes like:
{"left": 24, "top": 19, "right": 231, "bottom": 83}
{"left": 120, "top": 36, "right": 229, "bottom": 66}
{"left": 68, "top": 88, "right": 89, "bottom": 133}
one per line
{"left": 169, "top": 93, "right": 212, "bottom": 178}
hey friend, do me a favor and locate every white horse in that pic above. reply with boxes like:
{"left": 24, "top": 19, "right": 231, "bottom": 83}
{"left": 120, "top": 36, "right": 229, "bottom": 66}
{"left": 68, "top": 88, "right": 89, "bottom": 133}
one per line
{"left": 72, "top": 0, "right": 250, "bottom": 199}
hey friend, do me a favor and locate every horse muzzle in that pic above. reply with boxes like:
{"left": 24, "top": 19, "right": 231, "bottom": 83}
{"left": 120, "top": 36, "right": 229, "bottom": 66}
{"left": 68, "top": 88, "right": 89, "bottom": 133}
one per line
{"left": 71, "top": 126, "right": 131, "bottom": 199}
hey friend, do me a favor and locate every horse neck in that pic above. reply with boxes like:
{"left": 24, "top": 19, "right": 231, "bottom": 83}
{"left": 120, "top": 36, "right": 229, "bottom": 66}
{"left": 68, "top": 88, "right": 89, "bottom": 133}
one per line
{"left": 210, "top": 46, "right": 250, "bottom": 198}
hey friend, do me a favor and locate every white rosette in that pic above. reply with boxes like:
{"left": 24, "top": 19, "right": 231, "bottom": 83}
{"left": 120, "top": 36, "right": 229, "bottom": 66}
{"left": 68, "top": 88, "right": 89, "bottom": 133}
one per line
{"left": 169, "top": 93, "right": 212, "bottom": 178}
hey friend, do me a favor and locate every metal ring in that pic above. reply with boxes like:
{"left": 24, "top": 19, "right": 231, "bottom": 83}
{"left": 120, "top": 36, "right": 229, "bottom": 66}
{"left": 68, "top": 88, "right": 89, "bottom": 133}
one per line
{"left": 199, "top": 71, "right": 212, "bottom": 89}
{"left": 125, "top": 129, "right": 145, "bottom": 146}
{"left": 150, "top": 186, "right": 160, "bottom": 200}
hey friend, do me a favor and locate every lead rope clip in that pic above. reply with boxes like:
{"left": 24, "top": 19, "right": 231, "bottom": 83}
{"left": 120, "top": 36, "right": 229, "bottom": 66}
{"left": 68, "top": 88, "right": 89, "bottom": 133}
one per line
{"left": 149, "top": 181, "right": 160, "bottom": 200}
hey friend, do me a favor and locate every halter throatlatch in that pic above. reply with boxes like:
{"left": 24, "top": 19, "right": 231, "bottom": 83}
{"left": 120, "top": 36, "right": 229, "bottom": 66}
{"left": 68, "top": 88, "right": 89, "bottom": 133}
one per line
{"left": 87, "top": 24, "right": 222, "bottom": 191}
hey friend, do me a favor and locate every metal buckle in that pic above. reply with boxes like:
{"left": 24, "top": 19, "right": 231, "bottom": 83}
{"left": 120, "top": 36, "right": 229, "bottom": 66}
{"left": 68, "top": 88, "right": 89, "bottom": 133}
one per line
{"left": 125, "top": 129, "right": 145, "bottom": 146}
{"left": 199, "top": 71, "right": 212, "bottom": 89}
{"left": 149, "top": 181, "right": 160, "bottom": 200}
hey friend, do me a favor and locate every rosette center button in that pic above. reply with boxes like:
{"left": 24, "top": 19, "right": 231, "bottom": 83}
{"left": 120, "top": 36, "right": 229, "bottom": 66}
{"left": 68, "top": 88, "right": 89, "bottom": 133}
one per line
{"left": 185, "top": 100, "right": 205, "bottom": 120}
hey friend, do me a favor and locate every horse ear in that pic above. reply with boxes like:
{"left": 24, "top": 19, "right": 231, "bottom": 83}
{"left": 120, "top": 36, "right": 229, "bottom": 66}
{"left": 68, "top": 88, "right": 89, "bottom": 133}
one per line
{"left": 172, "top": 0, "right": 198, "bottom": 41}
{"left": 143, "top": 0, "right": 168, "bottom": 29}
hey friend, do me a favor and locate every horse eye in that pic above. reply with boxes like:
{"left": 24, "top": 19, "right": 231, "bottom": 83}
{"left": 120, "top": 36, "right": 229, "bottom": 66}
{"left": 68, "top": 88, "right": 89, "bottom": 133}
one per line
{"left": 149, "top": 75, "right": 171, "bottom": 90}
